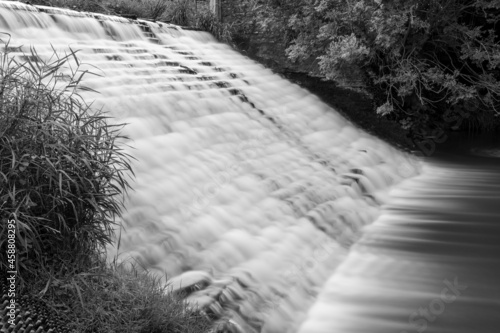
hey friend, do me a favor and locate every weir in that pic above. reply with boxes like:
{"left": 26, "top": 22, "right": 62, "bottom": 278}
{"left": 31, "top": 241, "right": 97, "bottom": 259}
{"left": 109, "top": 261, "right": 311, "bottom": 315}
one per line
{"left": 2, "top": 2, "right": 499, "bottom": 333}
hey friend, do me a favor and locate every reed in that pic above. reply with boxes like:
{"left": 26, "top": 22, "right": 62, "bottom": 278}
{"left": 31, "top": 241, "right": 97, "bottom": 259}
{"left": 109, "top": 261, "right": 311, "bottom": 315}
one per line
{"left": 0, "top": 35, "right": 134, "bottom": 282}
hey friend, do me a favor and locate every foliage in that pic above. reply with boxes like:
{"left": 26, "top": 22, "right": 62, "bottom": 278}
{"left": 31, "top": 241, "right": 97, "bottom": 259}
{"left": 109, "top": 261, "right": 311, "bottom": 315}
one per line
{"left": 71, "top": 263, "right": 212, "bottom": 333}
{"left": 25, "top": 0, "right": 169, "bottom": 20}
{"left": 141, "top": 0, "right": 170, "bottom": 20}
{"left": 18, "top": 256, "right": 213, "bottom": 333}
{"left": 0, "top": 37, "right": 133, "bottom": 280}
{"left": 167, "top": 0, "right": 193, "bottom": 26}
{"left": 27, "top": 0, "right": 107, "bottom": 12}
{"left": 109, "top": 0, "right": 170, "bottom": 20}
{"left": 285, "top": 0, "right": 500, "bottom": 134}
{"left": 226, "top": 0, "right": 289, "bottom": 38}
{"left": 195, "top": 10, "right": 234, "bottom": 43}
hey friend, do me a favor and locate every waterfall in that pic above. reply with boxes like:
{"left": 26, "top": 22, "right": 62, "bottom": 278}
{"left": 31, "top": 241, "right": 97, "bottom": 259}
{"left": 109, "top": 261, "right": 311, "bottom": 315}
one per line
{"left": 0, "top": 1, "right": 430, "bottom": 332}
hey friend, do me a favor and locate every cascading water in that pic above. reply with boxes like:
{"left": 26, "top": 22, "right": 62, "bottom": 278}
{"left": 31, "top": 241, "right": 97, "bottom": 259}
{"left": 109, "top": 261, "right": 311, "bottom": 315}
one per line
{"left": 1, "top": 2, "right": 499, "bottom": 333}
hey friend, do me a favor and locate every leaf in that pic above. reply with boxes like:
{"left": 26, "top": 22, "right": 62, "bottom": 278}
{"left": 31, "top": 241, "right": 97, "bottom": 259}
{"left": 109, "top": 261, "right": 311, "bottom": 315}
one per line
{"left": 38, "top": 275, "right": 52, "bottom": 298}
{"left": 68, "top": 46, "right": 80, "bottom": 67}
{"left": 0, "top": 171, "right": 8, "bottom": 183}
{"left": 376, "top": 101, "right": 394, "bottom": 116}
{"left": 10, "top": 149, "right": 15, "bottom": 170}
{"left": 59, "top": 172, "right": 63, "bottom": 195}
{"left": 72, "top": 278, "right": 85, "bottom": 309}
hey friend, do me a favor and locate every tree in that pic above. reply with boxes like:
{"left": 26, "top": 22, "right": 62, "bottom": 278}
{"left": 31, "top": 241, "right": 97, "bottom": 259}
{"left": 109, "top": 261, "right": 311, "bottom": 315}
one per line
{"left": 286, "top": 0, "right": 500, "bottom": 135}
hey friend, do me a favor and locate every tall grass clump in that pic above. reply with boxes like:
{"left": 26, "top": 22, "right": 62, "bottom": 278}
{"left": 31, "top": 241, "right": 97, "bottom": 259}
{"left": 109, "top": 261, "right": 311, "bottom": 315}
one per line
{"left": 72, "top": 262, "right": 212, "bottom": 332}
{"left": 25, "top": 258, "right": 213, "bottom": 333}
{"left": 0, "top": 36, "right": 133, "bottom": 282}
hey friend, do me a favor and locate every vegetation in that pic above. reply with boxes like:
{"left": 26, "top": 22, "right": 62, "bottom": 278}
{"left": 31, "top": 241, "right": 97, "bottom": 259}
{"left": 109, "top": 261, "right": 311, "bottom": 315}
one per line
{"left": 25, "top": 0, "right": 172, "bottom": 20}
{"left": 107, "top": 0, "right": 234, "bottom": 43}
{"left": 216, "top": 0, "right": 500, "bottom": 137}
{"left": 1, "top": 256, "right": 212, "bottom": 333}
{"left": 27, "top": 0, "right": 107, "bottom": 12}
{"left": 0, "top": 37, "right": 211, "bottom": 332}
{"left": 195, "top": 10, "right": 234, "bottom": 43}
{"left": 167, "top": 0, "right": 192, "bottom": 25}
{"left": 276, "top": 0, "right": 500, "bottom": 135}
{"left": 0, "top": 37, "right": 133, "bottom": 279}
{"left": 107, "top": 0, "right": 171, "bottom": 20}
{"left": 22, "top": 258, "right": 212, "bottom": 333}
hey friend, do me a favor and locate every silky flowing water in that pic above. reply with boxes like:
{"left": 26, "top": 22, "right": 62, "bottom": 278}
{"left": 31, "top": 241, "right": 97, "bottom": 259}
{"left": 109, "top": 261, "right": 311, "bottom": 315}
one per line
{"left": 1, "top": 2, "right": 499, "bottom": 333}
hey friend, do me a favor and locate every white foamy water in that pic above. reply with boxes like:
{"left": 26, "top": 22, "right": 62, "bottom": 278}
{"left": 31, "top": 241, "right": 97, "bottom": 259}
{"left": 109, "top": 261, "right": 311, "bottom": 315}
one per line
{"left": 0, "top": 2, "right": 427, "bottom": 332}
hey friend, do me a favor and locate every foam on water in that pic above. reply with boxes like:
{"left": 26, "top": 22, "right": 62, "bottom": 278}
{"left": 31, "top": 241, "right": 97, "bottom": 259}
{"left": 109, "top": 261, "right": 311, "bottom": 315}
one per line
{"left": 0, "top": 2, "right": 425, "bottom": 332}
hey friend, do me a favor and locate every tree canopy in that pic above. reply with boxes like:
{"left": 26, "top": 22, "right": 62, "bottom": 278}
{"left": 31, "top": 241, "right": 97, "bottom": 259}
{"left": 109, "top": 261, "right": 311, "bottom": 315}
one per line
{"left": 283, "top": 0, "right": 500, "bottom": 135}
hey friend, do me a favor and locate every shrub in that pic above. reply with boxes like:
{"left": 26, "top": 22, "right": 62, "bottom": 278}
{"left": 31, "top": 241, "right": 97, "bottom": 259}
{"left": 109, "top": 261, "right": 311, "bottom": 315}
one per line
{"left": 25, "top": 0, "right": 169, "bottom": 19}
{"left": 286, "top": 0, "right": 500, "bottom": 135}
{"left": 27, "top": 0, "right": 107, "bottom": 13}
{"left": 167, "top": 0, "right": 193, "bottom": 26}
{"left": 0, "top": 36, "right": 134, "bottom": 281}
{"left": 142, "top": 0, "right": 170, "bottom": 20}
{"left": 109, "top": 0, "right": 170, "bottom": 20}
{"left": 195, "top": 10, "right": 234, "bottom": 43}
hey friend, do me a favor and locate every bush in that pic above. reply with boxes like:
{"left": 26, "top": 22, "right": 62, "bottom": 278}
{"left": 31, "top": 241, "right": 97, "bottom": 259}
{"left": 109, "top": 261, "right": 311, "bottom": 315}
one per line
{"left": 195, "top": 10, "right": 234, "bottom": 43}
{"left": 286, "top": 0, "right": 500, "bottom": 135}
{"left": 167, "top": 0, "right": 193, "bottom": 26}
{"left": 109, "top": 0, "right": 170, "bottom": 20}
{"left": 0, "top": 36, "right": 133, "bottom": 281}
{"left": 27, "top": 0, "right": 107, "bottom": 13}
{"left": 25, "top": 0, "right": 169, "bottom": 20}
